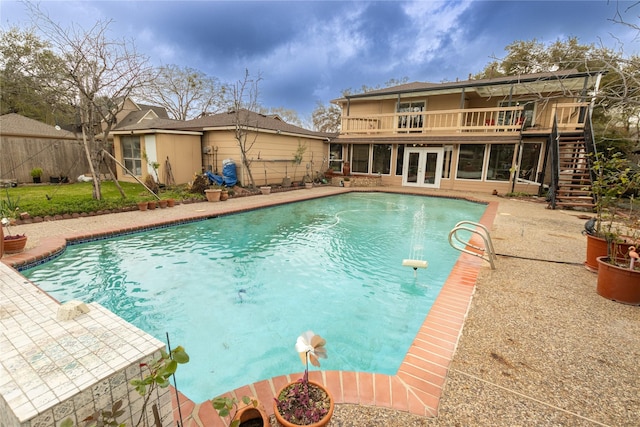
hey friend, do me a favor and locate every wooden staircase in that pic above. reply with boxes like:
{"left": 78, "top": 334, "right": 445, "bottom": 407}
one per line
{"left": 553, "top": 132, "right": 595, "bottom": 210}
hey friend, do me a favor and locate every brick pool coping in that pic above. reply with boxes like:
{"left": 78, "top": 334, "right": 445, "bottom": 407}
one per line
{"left": 2, "top": 188, "right": 497, "bottom": 425}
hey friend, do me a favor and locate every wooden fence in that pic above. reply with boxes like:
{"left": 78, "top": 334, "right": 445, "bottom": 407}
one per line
{"left": 0, "top": 136, "right": 92, "bottom": 184}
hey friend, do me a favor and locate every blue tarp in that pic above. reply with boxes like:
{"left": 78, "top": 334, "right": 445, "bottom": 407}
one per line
{"left": 205, "top": 159, "right": 238, "bottom": 186}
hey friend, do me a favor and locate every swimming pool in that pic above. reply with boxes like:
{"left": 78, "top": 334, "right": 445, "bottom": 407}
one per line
{"left": 23, "top": 193, "right": 486, "bottom": 402}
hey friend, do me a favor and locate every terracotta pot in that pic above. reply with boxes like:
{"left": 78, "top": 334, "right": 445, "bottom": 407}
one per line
{"left": 220, "top": 190, "right": 229, "bottom": 201}
{"left": 273, "top": 381, "right": 334, "bottom": 427}
{"left": 147, "top": 201, "right": 157, "bottom": 210}
{"left": 343, "top": 180, "right": 351, "bottom": 188}
{"left": 3, "top": 235, "right": 27, "bottom": 254}
{"left": 596, "top": 256, "right": 640, "bottom": 305}
{"left": 158, "top": 200, "right": 168, "bottom": 208}
{"left": 166, "top": 199, "right": 175, "bottom": 207}
{"left": 205, "top": 189, "right": 222, "bottom": 202}
{"left": 137, "top": 201, "right": 148, "bottom": 211}
{"left": 260, "top": 186, "right": 271, "bottom": 195}
{"left": 585, "top": 234, "right": 634, "bottom": 272}
{"left": 233, "top": 400, "right": 269, "bottom": 426}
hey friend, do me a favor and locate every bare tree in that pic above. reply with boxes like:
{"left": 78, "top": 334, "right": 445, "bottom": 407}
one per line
{"left": 230, "top": 69, "right": 262, "bottom": 189}
{"left": 28, "top": 4, "right": 152, "bottom": 200}
{"left": 135, "top": 64, "right": 227, "bottom": 120}
{"left": 311, "top": 101, "right": 341, "bottom": 132}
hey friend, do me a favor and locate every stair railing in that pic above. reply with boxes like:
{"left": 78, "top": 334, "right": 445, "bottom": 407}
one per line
{"left": 548, "top": 114, "right": 560, "bottom": 209}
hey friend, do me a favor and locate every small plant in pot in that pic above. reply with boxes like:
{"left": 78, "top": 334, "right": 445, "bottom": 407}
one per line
{"left": 583, "top": 149, "right": 640, "bottom": 270}
{"left": 273, "top": 331, "right": 334, "bottom": 426}
{"left": 30, "top": 167, "right": 43, "bottom": 183}
{"left": 212, "top": 395, "right": 268, "bottom": 427}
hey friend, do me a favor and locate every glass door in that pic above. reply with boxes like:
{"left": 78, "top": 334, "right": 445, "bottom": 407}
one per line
{"left": 402, "top": 147, "right": 443, "bottom": 188}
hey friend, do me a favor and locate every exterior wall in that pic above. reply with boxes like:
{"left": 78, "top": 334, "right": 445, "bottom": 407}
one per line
{"left": 0, "top": 135, "right": 90, "bottom": 184}
{"left": 114, "top": 133, "right": 201, "bottom": 185}
{"left": 155, "top": 134, "right": 202, "bottom": 185}
{"left": 202, "top": 131, "right": 328, "bottom": 187}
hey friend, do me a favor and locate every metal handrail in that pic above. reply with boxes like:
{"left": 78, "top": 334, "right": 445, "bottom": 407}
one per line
{"left": 448, "top": 221, "right": 496, "bottom": 269}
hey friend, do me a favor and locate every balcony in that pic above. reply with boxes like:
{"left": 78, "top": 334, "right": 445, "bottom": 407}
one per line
{"left": 340, "top": 102, "right": 588, "bottom": 136}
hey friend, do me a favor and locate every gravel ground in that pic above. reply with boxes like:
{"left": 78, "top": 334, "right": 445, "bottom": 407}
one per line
{"left": 5, "top": 189, "right": 639, "bottom": 426}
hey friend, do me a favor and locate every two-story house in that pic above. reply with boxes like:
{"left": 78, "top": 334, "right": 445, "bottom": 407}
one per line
{"left": 331, "top": 69, "right": 604, "bottom": 207}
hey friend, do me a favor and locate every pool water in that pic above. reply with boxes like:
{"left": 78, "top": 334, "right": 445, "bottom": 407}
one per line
{"left": 23, "top": 193, "right": 485, "bottom": 402}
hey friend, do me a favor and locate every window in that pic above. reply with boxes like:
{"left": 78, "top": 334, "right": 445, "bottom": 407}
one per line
{"left": 121, "top": 135, "right": 142, "bottom": 176}
{"left": 397, "top": 101, "right": 425, "bottom": 130}
{"left": 456, "top": 144, "right": 485, "bottom": 180}
{"left": 396, "top": 145, "right": 405, "bottom": 176}
{"left": 499, "top": 100, "right": 535, "bottom": 128}
{"left": 372, "top": 144, "right": 392, "bottom": 174}
{"left": 486, "top": 144, "right": 515, "bottom": 181}
{"left": 351, "top": 145, "right": 369, "bottom": 173}
{"left": 519, "top": 142, "right": 541, "bottom": 181}
{"left": 329, "top": 143, "right": 343, "bottom": 172}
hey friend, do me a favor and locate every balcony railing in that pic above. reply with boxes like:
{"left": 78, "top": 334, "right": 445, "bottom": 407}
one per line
{"left": 340, "top": 103, "right": 588, "bottom": 135}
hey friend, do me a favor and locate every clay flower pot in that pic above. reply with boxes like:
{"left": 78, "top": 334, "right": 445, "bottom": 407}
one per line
{"left": 137, "top": 201, "right": 148, "bottom": 211}
{"left": 205, "top": 189, "right": 222, "bottom": 202}
{"left": 158, "top": 199, "right": 168, "bottom": 208}
{"left": 596, "top": 256, "right": 640, "bottom": 305}
{"left": 273, "top": 380, "right": 334, "bottom": 427}
{"left": 3, "top": 235, "right": 27, "bottom": 254}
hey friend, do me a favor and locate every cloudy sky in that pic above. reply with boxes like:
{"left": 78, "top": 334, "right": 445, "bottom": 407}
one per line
{"left": 1, "top": 0, "right": 639, "bottom": 121}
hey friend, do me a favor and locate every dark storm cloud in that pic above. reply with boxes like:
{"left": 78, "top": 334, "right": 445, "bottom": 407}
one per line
{"left": 1, "top": 0, "right": 638, "bottom": 119}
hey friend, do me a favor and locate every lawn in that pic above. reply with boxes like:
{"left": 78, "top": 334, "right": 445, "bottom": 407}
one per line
{"left": 0, "top": 181, "right": 199, "bottom": 218}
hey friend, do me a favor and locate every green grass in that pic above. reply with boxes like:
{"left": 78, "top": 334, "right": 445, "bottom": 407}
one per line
{"left": 0, "top": 182, "right": 202, "bottom": 218}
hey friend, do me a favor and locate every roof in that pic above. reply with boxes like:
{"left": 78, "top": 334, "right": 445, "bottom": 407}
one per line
{"left": 0, "top": 113, "right": 77, "bottom": 139}
{"left": 333, "top": 69, "right": 606, "bottom": 102}
{"left": 113, "top": 109, "right": 335, "bottom": 140}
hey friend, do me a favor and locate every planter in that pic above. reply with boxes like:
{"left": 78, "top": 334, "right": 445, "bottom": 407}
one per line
{"left": 205, "top": 189, "right": 222, "bottom": 202}
{"left": 3, "top": 235, "right": 27, "bottom": 254}
{"left": 220, "top": 190, "right": 229, "bottom": 201}
{"left": 0, "top": 226, "right": 3, "bottom": 258}
{"left": 32, "top": 177, "right": 41, "bottom": 184}
{"left": 282, "top": 177, "right": 292, "bottom": 188}
{"left": 305, "top": 182, "right": 313, "bottom": 189}
{"left": 596, "top": 256, "right": 640, "bottom": 305}
{"left": 273, "top": 381, "right": 334, "bottom": 427}
{"left": 343, "top": 180, "right": 351, "bottom": 188}
{"left": 233, "top": 401, "right": 269, "bottom": 427}
{"left": 158, "top": 200, "right": 168, "bottom": 208}
{"left": 137, "top": 201, "right": 148, "bottom": 211}
{"left": 147, "top": 201, "right": 157, "bottom": 210}
{"left": 260, "top": 186, "right": 271, "bottom": 195}
{"left": 166, "top": 198, "right": 176, "bottom": 207}
{"left": 585, "top": 234, "right": 634, "bottom": 272}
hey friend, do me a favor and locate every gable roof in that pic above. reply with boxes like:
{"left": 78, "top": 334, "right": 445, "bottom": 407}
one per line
{"left": 0, "top": 113, "right": 77, "bottom": 139}
{"left": 333, "top": 69, "right": 606, "bottom": 102}
{"left": 112, "top": 109, "right": 335, "bottom": 140}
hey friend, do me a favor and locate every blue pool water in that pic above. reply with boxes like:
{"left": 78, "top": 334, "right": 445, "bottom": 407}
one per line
{"left": 23, "top": 193, "right": 485, "bottom": 402}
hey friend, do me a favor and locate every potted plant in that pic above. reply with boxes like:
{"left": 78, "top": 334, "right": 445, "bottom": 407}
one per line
{"left": 205, "top": 186, "right": 223, "bottom": 202}
{"left": 342, "top": 176, "right": 351, "bottom": 188}
{"left": 137, "top": 200, "right": 149, "bottom": 211}
{"left": 30, "top": 167, "right": 43, "bottom": 183}
{"left": 1, "top": 217, "right": 27, "bottom": 254}
{"left": 583, "top": 150, "right": 639, "bottom": 271}
{"left": 596, "top": 244, "right": 640, "bottom": 305}
{"left": 273, "top": 331, "right": 334, "bottom": 427}
{"left": 1, "top": 189, "right": 26, "bottom": 254}
{"left": 212, "top": 395, "right": 268, "bottom": 427}
{"left": 220, "top": 187, "right": 229, "bottom": 201}
{"left": 259, "top": 186, "right": 272, "bottom": 195}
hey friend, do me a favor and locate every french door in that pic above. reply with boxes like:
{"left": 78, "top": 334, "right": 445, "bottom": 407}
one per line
{"left": 402, "top": 147, "right": 443, "bottom": 188}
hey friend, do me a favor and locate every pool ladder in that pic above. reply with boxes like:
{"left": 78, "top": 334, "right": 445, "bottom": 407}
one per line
{"left": 448, "top": 221, "right": 496, "bottom": 269}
